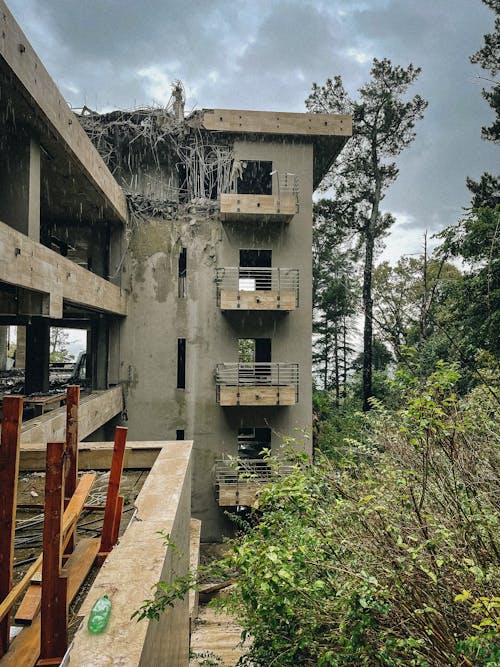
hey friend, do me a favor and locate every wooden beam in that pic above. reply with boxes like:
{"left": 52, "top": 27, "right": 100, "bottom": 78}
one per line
{"left": 220, "top": 289, "right": 297, "bottom": 311}
{"left": 14, "top": 474, "right": 95, "bottom": 627}
{"left": 218, "top": 385, "right": 297, "bottom": 406}
{"left": 220, "top": 193, "right": 296, "bottom": 223}
{"left": 98, "top": 427, "right": 127, "bottom": 561}
{"left": 2, "top": 539, "right": 100, "bottom": 667}
{"left": 0, "top": 222, "right": 127, "bottom": 318}
{"left": 64, "top": 386, "right": 80, "bottom": 554}
{"left": 39, "top": 442, "right": 68, "bottom": 664}
{"left": 0, "top": 396, "right": 23, "bottom": 657}
{"left": 0, "top": 1, "right": 128, "bottom": 224}
{"left": 200, "top": 108, "right": 352, "bottom": 137}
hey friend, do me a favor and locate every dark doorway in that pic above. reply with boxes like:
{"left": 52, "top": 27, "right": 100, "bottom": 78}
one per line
{"left": 236, "top": 160, "right": 272, "bottom": 195}
{"left": 239, "top": 249, "right": 272, "bottom": 291}
{"left": 238, "top": 427, "right": 271, "bottom": 458}
{"left": 177, "top": 338, "right": 186, "bottom": 389}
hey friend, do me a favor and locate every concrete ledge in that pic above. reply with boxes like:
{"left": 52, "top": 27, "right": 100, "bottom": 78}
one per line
{"left": 189, "top": 518, "right": 202, "bottom": 628}
{"left": 0, "top": 221, "right": 128, "bottom": 318}
{"left": 0, "top": 1, "right": 128, "bottom": 223}
{"left": 20, "top": 387, "right": 123, "bottom": 445}
{"left": 19, "top": 439, "right": 188, "bottom": 471}
{"left": 68, "top": 441, "right": 193, "bottom": 667}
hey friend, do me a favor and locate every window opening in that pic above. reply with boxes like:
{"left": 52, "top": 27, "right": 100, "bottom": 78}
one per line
{"left": 238, "top": 427, "right": 271, "bottom": 459}
{"left": 177, "top": 338, "right": 186, "bottom": 389}
{"left": 178, "top": 247, "right": 187, "bottom": 298}
{"left": 236, "top": 160, "right": 272, "bottom": 195}
{"left": 239, "top": 250, "right": 272, "bottom": 291}
{"left": 176, "top": 429, "right": 185, "bottom": 440}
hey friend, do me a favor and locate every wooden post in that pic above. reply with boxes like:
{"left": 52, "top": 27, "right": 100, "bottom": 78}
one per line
{"left": 64, "top": 385, "right": 80, "bottom": 554}
{"left": 98, "top": 426, "right": 127, "bottom": 563}
{"left": 0, "top": 396, "right": 23, "bottom": 657}
{"left": 38, "top": 441, "right": 68, "bottom": 665}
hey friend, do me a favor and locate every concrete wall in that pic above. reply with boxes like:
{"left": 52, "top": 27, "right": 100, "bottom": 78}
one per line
{"left": 68, "top": 440, "right": 193, "bottom": 667}
{"left": 118, "top": 136, "right": 314, "bottom": 540}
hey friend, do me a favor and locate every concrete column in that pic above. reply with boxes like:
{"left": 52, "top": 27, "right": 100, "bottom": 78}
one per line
{"left": 15, "top": 326, "right": 26, "bottom": 369}
{"left": 25, "top": 318, "right": 50, "bottom": 394}
{"left": 0, "top": 327, "right": 8, "bottom": 370}
{"left": 0, "top": 134, "right": 41, "bottom": 241}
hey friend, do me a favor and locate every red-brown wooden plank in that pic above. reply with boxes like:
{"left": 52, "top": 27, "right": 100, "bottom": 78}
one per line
{"left": 64, "top": 385, "right": 80, "bottom": 555}
{"left": 111, "top": 495, "right": 125, "bottom": 546}
{"left": 98, "top": 427, "right": 127, "bottom": 561}
{"left": 0, "top": 396, "right": 23, "bottom": 657}
{"left": 39, "top": 441, "right": 68, "bottom": 663}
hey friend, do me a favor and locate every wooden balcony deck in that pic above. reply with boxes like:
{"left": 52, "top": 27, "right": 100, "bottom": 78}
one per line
{"left": 220, "top": 193, "right": 297, "bottom": 223}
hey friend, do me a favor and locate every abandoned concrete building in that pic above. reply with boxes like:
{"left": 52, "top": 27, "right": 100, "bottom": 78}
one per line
{"left": 0, "top": 1, "right": 351, "bottom": 663}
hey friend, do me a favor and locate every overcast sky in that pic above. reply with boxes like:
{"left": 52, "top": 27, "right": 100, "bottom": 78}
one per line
{"left": 8, "top": 0, "right": 499, "bottom": 264}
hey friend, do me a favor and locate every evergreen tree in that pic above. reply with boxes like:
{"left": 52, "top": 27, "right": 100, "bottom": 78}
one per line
{"left": 306, "top": 60, "right": 427, "bottom": 410}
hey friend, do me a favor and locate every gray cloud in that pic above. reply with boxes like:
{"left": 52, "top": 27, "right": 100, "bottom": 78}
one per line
{"left": 7, "top": 0, "right": 498, "bottom": 261}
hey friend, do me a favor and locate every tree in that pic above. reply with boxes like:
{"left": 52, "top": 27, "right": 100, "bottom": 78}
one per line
{"left": 313, "top": 200, "right": 359, "bottom": 400}
{"left": 372, "top": 252, "right": 461, "bottom": 362}
{"left": 50, "top": 327, "right": 75, "bottom": 363}
{"left": 470, "top": 0, "right": 499, "bottom": 144}
{"left": 306, "top": 59, "right": 427, "bottom": 410}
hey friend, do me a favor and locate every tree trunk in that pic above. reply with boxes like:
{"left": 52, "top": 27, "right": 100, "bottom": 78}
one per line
{"left": 362, "top": 223, "right": 374, "bottom": 411}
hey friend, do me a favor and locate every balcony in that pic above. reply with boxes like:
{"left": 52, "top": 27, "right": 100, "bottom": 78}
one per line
{"left": 216, "top": 363, "right": 299, "bottom": 406}
{"left": 220, "top": 172, "right": 299, "bottom": 223}
{"left": 215, "top": 458, "right": 294, "bottom": 507}
{"left": 216, "top": 267, "right": 299, "bottom": 311}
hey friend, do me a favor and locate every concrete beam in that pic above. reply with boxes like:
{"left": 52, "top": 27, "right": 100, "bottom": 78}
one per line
{"left": 20, "top": 387, "right": 123, "bottom": 444}
{"left": 0, "top": 221, "right": 128, "bottom": 317}
{"left": 0, "top": 1, "right": 128, "bottom": 224}
{"left": 19, "top": 439, "right": 175, "bottom": 471}
{"left": 201, "top": 108, "right": 352, "bottom": 137}
{"left": 68, "top": 441, "right": 193, "bottom": 667}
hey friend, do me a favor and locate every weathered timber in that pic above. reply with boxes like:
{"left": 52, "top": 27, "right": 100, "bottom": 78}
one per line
{"left": 39, "top": 441, "right": 68, "bottom": 664}
{"left": 0, "top": 397, "right": 23, "bottom": 657}
{"left": 64, "top": 386, "right": 80, "bottom": 554}
{"left": 98, "top": 426, "right": 128, "bottom": 561}
{"left": 220, "top": 193, "right": 296, "bottom": 223}
{"left": 218, "top": 482, "right": 262, "bottom": 507}
{"left": 219, "top": 289, "right": 297, "bottom": 311}
{"left": 218, "top": 385, "right": 297, "bottom": 406}
{"left": 201, "top": 109, "right": 352, "bottom": 137}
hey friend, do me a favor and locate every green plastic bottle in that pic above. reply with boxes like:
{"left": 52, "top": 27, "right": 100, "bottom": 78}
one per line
{"left": 87, "top": 594, "right": 112, "bottom": 634}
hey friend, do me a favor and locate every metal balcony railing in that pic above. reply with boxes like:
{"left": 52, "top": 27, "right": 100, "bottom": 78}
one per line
{"left": 216, "top": 363, "right": 299, "bottom": 387}
{"left": 215, "top": 363, "right": 299, "bottom": 405}
{"left": 220, "top": 171, "right": 299, "bottom": 221}
{"left": 215, "top": 267, "right": 299, "bottom": 309}
{"left": 215, "top": 457, "right": 295, "bottom": 506}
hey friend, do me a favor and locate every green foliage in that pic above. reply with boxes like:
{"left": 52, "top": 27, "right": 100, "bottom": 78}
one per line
{"left": 217, "top": 365, "right": 498, "bottom": 666}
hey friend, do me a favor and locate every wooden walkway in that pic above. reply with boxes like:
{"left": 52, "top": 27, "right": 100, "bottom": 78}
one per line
{"left": 190, "top": 603, "right": 248, "bottom": 667}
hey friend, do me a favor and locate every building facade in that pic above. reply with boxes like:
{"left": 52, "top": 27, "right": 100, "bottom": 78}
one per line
{"left": 0, "top": 1, "right": 351, "bottom": 540}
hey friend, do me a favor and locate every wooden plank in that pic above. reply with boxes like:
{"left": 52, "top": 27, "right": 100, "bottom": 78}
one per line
{"left": 220, "top": 289, "right": 297, "bottom": 311}
{"left": 0, "top": 1, "right": 128, "bottom": 223}
{"left": 11, "top": 473, "right": 94, "bottom": 626}
{"left": 0, "top": 223, "right": 128, "bottom": 319}
{"left": 1, "top": 540, "right": 100, "bottom": 667}
{"left": 64, "top": 386, "right": 80, "bottom": 555}
{"left": 14, "top": 588, "right": 41, "bottom": 626}
{"left": 39, "top": 442, "right": 67, "bottom": 663}
{"left": 98, "top": 427, "right": 127, "bottom": 560}
{"left": 111, "top": 496, "right": 124, "bottom": 547}
{"left": 0, "top": 396, "right": 23, "bottom": 657}
{"left": 218, "top": 385, "right": 297, "bottom": 406}
{"left": 218, "top": 482, "right": 261, "bottom": 507}
{"left": 220, "top": 193, "right": 296, "bottom": 223}
{"left": 63, "top": 537, "right": 100, "bottom": 604}
{"left": 0, "top": 557, "right": 41, "bottom": 626}
{"left": 201, "top": 108, "right": 352, "bottom": 137}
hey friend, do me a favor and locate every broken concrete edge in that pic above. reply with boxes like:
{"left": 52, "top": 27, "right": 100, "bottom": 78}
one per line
{"left": 66, "top": 440, "right": 193, "bottom": 667}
